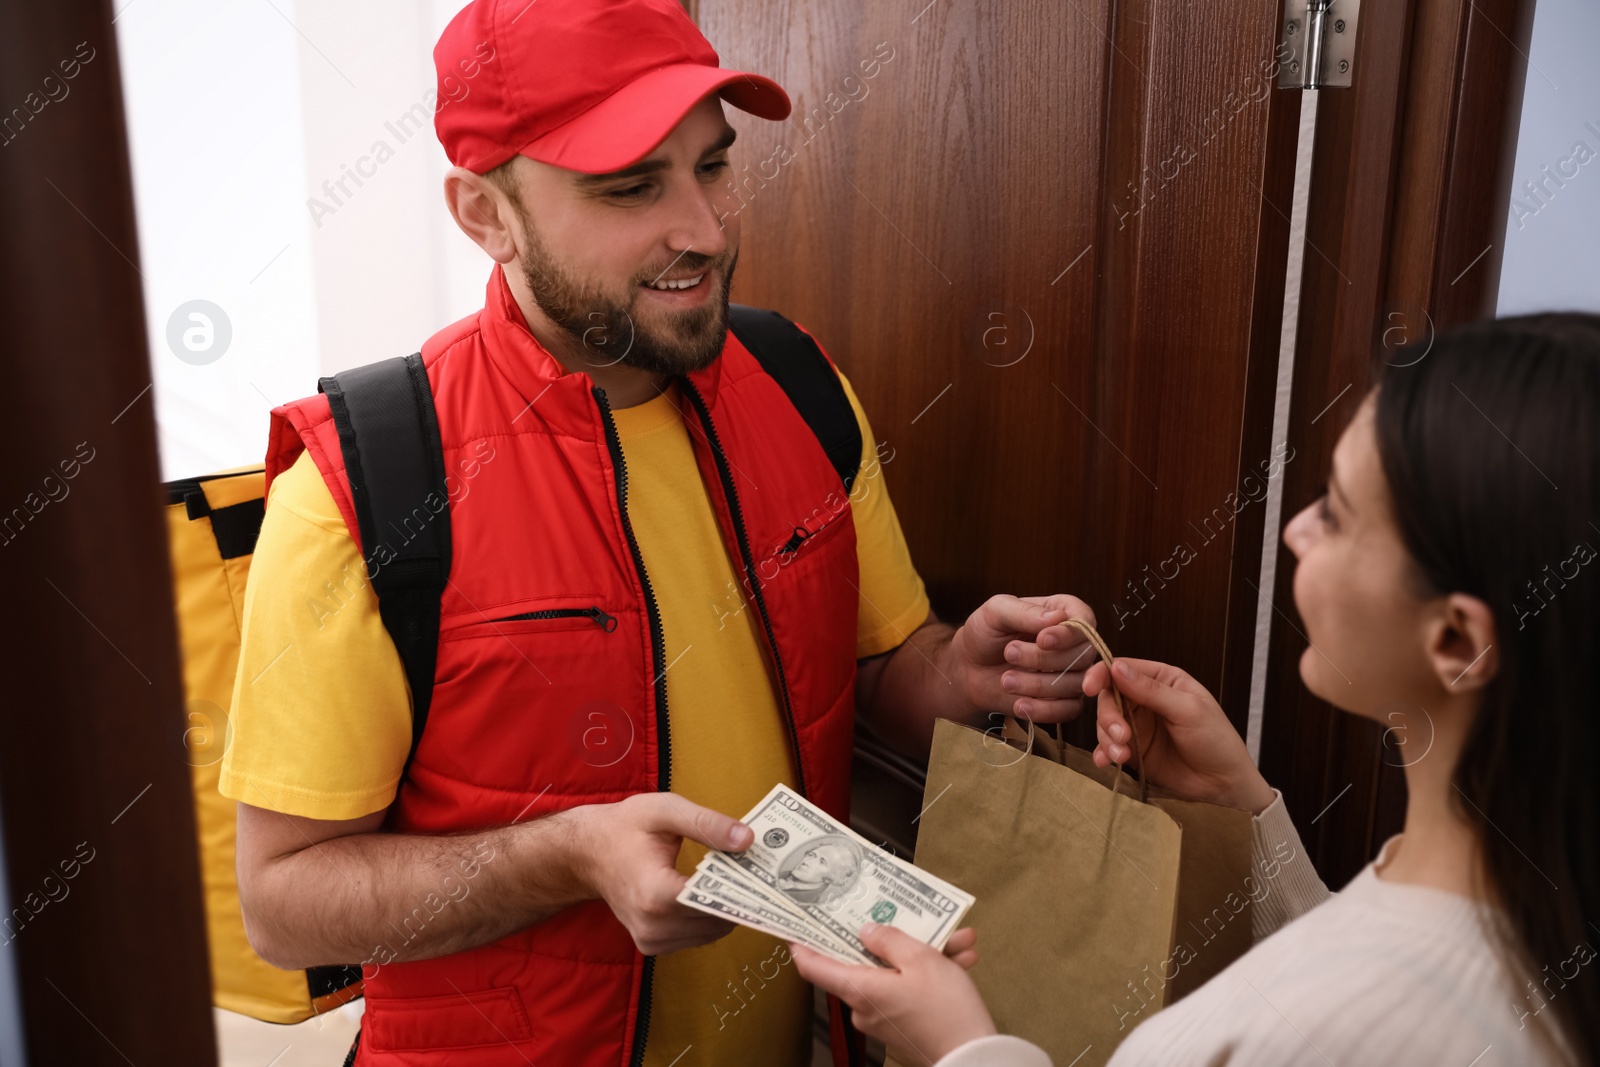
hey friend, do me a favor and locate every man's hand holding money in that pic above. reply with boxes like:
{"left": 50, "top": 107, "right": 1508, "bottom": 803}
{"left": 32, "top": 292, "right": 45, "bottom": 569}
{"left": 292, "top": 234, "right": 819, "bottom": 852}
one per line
{"left": 573, "top": 792, "right": 754, "bottom": 956}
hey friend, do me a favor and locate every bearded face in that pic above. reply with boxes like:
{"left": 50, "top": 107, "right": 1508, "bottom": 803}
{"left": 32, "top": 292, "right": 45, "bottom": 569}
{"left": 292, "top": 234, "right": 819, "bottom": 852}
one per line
{"left": 514, "top": 201, "right": 738, "bottom": 378}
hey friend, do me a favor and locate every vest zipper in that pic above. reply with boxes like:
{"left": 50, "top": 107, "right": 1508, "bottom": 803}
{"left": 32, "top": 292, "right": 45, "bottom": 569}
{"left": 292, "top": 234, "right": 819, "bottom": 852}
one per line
{"left": 675, "top": 378, "right": 810, "bottom": 802}
{"left": 489, "top": 606, "right": 618, "bottom": 632}
{"left": 592, "top": 386, "right": 670, "bottom": 1067}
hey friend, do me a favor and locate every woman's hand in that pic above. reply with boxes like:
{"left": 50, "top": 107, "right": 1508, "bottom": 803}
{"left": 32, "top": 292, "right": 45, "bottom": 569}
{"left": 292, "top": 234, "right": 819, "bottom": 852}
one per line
{"left": 1085, "top": 657, "right": 1276, "bottom": 814}
{"left": 791, "top": 924, "right": 992, "bottom": 1066}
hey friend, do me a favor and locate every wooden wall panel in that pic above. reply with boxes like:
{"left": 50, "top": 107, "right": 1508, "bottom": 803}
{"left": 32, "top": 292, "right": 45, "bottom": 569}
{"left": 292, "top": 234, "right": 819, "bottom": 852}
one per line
{"left": 698, "top": 0, "right": 1300, "bottom": 752}
{"left": 0, "top": 2, "right": 217, "bottom": 1062}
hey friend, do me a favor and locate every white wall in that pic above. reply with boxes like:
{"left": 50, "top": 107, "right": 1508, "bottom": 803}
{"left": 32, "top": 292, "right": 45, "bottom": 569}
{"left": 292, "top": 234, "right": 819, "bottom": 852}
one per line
{"left": 117, "top": 0, "right": 489, "bottom": 480}
{"left": 1496, "top": 0, "right": 1600, "bottom": 315}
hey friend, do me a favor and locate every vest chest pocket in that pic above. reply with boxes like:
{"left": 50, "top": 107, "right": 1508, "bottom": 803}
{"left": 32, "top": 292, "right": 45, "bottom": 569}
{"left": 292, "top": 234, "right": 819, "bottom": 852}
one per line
{"left": 434, "top": 599, "right": 627, "bottom": 692}
{"left": 427, "top": 600, "right": 648, "bottom": 792}
{"left": 755, "top": 504, "right": 855, "bottom": 577}
{"left": 441, "top": 602, "right": 618, "bottom": 639}
{"left": 484, "top": 605, "right": 617, "bottom": 632}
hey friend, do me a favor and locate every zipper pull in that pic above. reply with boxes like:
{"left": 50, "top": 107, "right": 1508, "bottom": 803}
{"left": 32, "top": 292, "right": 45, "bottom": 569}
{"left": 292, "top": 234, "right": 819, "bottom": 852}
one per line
{"left": 779, "top": 526, "right": 810, "bottom": 556}
{"left": 586, "top": 607, "right": 619, "bottom": 632}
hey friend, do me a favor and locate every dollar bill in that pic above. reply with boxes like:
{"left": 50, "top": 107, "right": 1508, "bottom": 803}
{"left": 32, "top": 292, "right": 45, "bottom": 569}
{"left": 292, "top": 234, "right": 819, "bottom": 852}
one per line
{"left": 695, "top": 856, "right": 894, "bottom": 963}
{"left": 678, "top": 878, "right": 869, "bottom": 964}
{"left": 700, "top": 857, "right": 814, "bottom": 924}
{"left": 689, "top": 860, "right": 863, "bottom": 958}
{"left": 706, "top": 784, "right": 975, "bottom": 960}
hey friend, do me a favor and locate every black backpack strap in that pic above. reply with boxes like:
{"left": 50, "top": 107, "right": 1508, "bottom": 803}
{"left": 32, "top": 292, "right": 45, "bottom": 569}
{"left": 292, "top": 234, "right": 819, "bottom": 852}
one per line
{"left": 318, "top": 353, "right": 451, "bottom": 771}
{"left": 730, "top": 305, "right": 863, "bottom": 492}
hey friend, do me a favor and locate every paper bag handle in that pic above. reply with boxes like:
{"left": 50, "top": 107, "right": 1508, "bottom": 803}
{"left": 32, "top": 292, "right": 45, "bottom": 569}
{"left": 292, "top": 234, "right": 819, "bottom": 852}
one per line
{"left": 1004, "top": 618, "right": 1149, "bottom": 804}
{"left": 1065, "top": 619, "right": 1148, "bottom": 804}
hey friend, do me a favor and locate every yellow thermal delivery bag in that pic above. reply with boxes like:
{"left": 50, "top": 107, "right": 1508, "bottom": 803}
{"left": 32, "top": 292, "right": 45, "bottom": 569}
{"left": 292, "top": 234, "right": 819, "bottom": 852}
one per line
{"left": 164, "top": 467, "right": 363, "bottom": 1023}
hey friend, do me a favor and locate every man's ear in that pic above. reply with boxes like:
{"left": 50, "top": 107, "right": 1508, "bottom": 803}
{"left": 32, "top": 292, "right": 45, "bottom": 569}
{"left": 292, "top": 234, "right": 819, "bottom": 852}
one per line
{"left": 443, "top": 165, "right": 520, "bottom": 265}
{"left": 1426, "top": 592, "right": 1498, "bottom": 692}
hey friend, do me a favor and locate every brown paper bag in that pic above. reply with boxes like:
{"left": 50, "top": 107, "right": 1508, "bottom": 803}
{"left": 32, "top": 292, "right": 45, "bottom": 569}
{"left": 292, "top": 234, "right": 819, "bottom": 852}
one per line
{"left": 901, "top": 623, "right": 1254, "bottom": 1067}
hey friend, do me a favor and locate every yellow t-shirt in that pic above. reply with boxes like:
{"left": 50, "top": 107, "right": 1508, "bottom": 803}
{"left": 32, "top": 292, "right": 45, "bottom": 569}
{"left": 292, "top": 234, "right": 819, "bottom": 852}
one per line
{"left": 220, "top": 372, "right": 928, "bottom": 1067}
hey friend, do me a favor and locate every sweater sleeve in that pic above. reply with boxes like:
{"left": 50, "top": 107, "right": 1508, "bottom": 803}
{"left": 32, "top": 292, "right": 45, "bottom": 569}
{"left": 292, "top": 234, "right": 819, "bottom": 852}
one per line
{"left": 1250, "top": 789, "right": 1332, "bottom": 941}
{"left": 934, "top": 1035, "right": 1054, "bottom": 1067}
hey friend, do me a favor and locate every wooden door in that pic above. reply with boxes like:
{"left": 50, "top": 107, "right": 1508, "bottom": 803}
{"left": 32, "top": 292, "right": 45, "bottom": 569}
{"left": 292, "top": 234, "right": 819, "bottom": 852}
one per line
{"left": 691, "top": 1, "right": 1302, "bottom": 846}
{"left": 1258, "top": 0, "right": 1537, "bottom": 886}
{"left": 0, "top": 2, "right": 218, "bottom": 1063}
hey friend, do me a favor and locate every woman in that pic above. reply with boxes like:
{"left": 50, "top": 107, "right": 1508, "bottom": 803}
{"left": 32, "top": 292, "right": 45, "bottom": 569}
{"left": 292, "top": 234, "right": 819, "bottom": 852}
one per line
{"left": 794, "top": 313, "right": 1599, "bottom": 1066}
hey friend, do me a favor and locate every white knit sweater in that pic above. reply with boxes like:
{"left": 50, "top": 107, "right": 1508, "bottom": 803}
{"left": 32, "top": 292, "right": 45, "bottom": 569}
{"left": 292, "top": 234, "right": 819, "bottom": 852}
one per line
{"left": 937, "top": 793, "right": 1568, "bottom": 1067}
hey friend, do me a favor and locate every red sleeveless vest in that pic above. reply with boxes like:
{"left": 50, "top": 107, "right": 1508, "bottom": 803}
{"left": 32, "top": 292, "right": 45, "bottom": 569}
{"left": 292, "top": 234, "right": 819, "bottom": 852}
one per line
{"left": 266, "top": 266, "right": 862, "bottom": 1066}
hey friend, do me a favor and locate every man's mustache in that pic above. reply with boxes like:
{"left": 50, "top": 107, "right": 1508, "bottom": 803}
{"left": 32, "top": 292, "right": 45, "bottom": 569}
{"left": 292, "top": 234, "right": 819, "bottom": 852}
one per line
{"left": 637, "top": 252, "right": 721, "bottom": 284}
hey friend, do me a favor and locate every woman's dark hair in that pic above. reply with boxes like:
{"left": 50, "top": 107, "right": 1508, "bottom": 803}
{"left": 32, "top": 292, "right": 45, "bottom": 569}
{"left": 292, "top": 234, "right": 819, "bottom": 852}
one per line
{"left": 1373, "top": 312, "right": 1600, "bottom": 1064}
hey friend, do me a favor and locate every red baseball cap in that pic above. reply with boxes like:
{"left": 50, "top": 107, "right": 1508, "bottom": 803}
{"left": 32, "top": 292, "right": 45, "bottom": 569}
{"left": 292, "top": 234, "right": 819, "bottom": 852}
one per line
{"left": 433, "top": 0, "right": 792, "bottom": 175}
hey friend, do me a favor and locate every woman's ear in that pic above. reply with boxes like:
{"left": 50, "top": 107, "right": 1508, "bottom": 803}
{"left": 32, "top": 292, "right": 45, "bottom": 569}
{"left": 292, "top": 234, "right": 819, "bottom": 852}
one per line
{"left": 1425, "top": 592, "right": 1499, "bottom": 692}
{"left": 443, "top": 166, "right": 520, "bottom": 265}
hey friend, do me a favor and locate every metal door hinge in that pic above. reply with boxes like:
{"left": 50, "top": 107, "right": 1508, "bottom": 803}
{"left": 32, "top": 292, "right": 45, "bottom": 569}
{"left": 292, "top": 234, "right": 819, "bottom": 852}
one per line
{"left": 1278, "top": 0, "right": 1361, "bottom": 89}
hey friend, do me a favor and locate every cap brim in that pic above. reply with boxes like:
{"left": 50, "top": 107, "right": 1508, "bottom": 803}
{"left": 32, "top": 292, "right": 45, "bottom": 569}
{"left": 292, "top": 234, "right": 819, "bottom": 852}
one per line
{"left": 520, "top": 64, "right": 791, "bottom": 175}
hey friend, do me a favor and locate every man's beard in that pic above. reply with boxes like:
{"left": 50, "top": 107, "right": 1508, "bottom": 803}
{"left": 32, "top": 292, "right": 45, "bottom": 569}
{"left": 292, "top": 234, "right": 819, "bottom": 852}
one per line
{"left": 516, "top": 216, "right": 736, "bottom": 378}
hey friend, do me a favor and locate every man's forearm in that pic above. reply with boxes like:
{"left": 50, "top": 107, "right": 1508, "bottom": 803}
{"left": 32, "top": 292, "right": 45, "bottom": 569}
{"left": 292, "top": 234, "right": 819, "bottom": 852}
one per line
{"left": 859, "top": 620, "right": 978, "bottom": 760}
{"left": 243, "top": 809, "right": 591, "bottom": 970}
